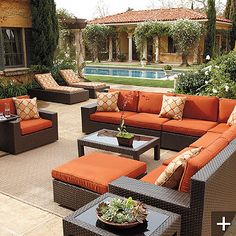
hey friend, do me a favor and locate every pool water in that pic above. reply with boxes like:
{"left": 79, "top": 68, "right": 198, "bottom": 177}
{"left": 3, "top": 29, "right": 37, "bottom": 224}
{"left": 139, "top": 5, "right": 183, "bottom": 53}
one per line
{"left": 84, "top": 66, "right": 181, "bottom": 79}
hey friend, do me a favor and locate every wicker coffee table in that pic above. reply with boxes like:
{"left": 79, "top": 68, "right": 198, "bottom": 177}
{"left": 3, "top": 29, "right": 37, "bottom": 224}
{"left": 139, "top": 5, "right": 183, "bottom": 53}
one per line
{"left": 63, "top": 193, "right": 181, "bottom": 236}
{"left": 78, "top": 129, "right": 160, "bottom": 160}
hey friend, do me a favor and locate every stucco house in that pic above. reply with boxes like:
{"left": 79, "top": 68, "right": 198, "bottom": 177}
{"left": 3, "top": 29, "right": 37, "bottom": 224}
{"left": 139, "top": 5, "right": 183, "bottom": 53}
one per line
{"left": 90, "top": 8, "right": 232, "bottom": 64}
{"left": 0, "top": 0, "right": 32, "bottom": 72}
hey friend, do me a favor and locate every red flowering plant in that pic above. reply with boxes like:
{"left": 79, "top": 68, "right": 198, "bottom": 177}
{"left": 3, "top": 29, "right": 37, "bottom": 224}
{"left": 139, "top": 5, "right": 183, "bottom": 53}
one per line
{"left": 117, "top": 92, "right": 135, "bottom": 139}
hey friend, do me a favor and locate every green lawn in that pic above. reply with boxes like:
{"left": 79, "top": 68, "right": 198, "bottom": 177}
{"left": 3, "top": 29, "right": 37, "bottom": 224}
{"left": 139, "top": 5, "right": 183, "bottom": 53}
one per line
{"left": 86, "top": 75, "right": 174, "bottom": 88}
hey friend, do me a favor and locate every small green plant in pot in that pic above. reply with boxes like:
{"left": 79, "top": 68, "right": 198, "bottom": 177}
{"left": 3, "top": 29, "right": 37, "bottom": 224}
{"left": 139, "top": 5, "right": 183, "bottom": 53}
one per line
{"left": 116, "top": 92, "right": 135, "bottom": 147}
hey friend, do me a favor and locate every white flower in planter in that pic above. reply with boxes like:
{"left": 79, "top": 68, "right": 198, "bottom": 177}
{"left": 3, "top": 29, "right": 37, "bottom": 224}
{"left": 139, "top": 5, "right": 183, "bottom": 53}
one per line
{"left": 212, "top": 88, "right": 218, "bottom": 93}
{"left": 206, "top": 55, "right": 211, "bottom": 60}
{"left": 225, "top": 85, "right": 229, "bottom": 92}
{"left": 205, "top": 81, "right": 209, "bottom": 84}
{"left": 205, "top": 71, "right": 209, "bottom": 75}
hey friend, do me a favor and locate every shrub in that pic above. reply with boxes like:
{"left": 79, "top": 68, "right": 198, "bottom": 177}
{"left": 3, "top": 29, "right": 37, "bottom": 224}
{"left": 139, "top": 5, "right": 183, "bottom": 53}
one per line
{"left": 164, "top": 65, "right": 172, "bottom": 70}
{"left": 117, "top": 53, "right": 126, "bottom": 62}
{"left": 0, "top": 78, "right": 28, "bottom": 98}
{"left": 175, "top": 51, "right": 236, "bottom": 98}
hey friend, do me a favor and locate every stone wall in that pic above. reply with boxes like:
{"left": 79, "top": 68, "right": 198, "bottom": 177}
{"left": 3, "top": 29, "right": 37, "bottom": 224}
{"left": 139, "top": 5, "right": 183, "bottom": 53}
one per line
{"left": 0, "top": 0, "right": 32, "bottom": 28}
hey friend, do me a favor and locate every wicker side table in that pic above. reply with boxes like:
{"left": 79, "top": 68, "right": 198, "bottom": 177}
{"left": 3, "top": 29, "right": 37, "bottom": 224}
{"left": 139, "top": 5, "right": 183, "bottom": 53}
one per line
{"left": 63, "top": 193, "right": 181, "bottom": 236}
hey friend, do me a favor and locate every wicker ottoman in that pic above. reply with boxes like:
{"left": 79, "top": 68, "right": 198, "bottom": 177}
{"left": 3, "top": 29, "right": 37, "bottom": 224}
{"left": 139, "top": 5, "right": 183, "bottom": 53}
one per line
{"left": 52, "top": 152, "right": 147, "bottom": 210}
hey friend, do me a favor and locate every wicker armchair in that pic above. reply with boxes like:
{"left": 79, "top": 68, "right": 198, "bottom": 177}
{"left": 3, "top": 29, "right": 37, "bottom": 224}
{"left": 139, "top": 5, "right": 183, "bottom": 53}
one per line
{"left": 0, "top": 110, "right": 58, "bottom": 154}
{"left": 109, "top": 139, "right": 236, "bottom": 236}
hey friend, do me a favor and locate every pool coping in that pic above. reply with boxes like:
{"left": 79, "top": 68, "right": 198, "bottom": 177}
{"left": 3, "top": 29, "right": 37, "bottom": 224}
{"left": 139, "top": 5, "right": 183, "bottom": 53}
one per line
{"left": 85, "top": 65, "right": 189, "bottom": 72}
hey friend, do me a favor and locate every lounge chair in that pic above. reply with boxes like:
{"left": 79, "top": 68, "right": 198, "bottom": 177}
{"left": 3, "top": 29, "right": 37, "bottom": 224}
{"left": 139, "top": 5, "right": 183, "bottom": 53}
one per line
{"left": 59, "top": 69, "right": 110, "bottom": 98}
{"left": 28, "top": 73, "right": 89, "bottom": 104}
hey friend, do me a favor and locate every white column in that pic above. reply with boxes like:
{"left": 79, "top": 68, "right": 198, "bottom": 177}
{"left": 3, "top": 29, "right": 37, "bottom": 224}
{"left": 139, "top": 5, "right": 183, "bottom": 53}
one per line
{"left": 128, "top": 33, "right": 133, "bottom": 62}
{"left": 143, "top": 40, "right": 147, "bottom": 60}
{"left": 72, "top": 29, "right": 85, "bottom": 76}
{"left": 155, "top": 37, "right": 159, "bottom": 63}
{"left": 108, "top": 37, "right": 113, "bottom": 61}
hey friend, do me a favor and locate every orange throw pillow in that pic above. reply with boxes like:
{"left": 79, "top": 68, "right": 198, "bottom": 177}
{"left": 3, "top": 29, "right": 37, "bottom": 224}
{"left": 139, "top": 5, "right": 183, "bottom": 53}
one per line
{"left": 155, "top": 147, "right": 202, "bottom": 189}
{"left": 159, "top": 95, "right": 186, "bottom": 120}
{"left": 97, "top": 92, "right": 119, "bottom": 112}
{"left": 13, "top": 97, "right": 40, "bottom": 121}
{"left": 227, "top": 106, "right": 236, "bottom": 126}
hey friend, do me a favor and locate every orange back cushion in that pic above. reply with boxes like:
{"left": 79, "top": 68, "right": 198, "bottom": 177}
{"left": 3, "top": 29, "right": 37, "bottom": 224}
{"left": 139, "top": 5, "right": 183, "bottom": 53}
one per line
{"left": 180, "top": 94, "right": 219, "bottom": 121}
{"left": 0, "top": 95, "right": 29, "bottom": 114}
{"left": 179, "top": 137, "right": 229, "bottom": 192}
{"left": 218, "top": 98, "right": 236, "bottom": 123}
{"left": 138, "top": 92, "right": 165, "bottom": 114}
{"left": 109, "top": 89, "right": 139, "bottom": 112}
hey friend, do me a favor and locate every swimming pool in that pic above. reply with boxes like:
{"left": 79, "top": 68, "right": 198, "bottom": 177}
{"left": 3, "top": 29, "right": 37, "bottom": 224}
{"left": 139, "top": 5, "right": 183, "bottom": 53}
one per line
{"left": 84, "top": 66, "right": 182, "bottom": 79}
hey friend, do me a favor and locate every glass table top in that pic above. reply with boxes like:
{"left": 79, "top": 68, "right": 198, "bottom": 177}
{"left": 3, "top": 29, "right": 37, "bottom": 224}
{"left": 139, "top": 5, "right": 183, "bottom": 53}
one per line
{"left": 83, "top": 129, "right": 155, "bottom": 149}
{"left": 75, "top": 197, "right": 169, "bottom": 236}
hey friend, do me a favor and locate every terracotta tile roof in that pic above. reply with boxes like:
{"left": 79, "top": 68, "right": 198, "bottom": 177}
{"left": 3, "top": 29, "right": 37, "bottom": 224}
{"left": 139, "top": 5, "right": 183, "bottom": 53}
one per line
{"left": 89, "top": 8, "right": 232, "bottom": 24}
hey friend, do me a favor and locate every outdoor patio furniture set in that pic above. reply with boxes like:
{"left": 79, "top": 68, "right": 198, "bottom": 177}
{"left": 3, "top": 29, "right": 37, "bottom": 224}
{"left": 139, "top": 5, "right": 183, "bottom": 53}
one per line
{"left": 51, "top": 90, "right": 236, "bottom": 236}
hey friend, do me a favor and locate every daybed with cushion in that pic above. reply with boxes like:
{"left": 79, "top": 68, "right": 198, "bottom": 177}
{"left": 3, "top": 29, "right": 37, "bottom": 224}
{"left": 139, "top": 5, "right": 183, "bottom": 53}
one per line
{"left": 59, "top": 69, "right": 110, "bottom": 98}
{"left": 0, "top": 96, "right": 58, "bottom": 154}
{"left": 28, "top": 73, "right": 89, "bottom": 104}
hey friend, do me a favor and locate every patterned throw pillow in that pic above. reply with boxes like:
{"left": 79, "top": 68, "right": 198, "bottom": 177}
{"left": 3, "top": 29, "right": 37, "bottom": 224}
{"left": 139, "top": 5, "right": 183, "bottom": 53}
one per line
{"left": 155, "top": 147, "right": 202, "bottom": 189}
{"left": 227, "top": 106, "right": 236, "bottom": 126}
{"left": 59, "top": 69, "right": 80, "bottom": 85}
{"left": 159, "top": 95, "right": 186, "bottom": 120}
{"left": 13, "top": 97, "right": 40, "bottom": 121}
{"left": 97, "top": 92, "right": 119, "bottom": 112}
{"left": 35, "top": 73, "right": 58, "bottom": 90}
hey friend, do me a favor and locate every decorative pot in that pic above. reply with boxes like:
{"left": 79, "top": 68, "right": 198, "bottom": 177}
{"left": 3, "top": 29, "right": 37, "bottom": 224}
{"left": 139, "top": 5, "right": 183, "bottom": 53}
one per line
{"left": 116, "top": 136, "right": 134, "bottom": 147}
{"left": 164, "top": 70, "right": 172, "bottom": 77}
{"left": 97, "top": 215, "right": 140, "bottom": 229}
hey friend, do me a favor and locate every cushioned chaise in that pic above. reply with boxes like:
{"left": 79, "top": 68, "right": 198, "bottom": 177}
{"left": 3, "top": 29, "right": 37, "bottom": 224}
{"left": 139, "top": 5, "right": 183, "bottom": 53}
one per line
{"left": 28, "top": 73, "right": 89, "bottom": 104}
{"left": 60, "top": 69, "right": 110, "bottom": 98}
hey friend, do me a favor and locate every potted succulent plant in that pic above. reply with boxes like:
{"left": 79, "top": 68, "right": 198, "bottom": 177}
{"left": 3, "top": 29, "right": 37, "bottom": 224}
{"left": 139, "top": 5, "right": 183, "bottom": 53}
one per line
{"left": 96, "top": 197, "right": 148, "bottom": 229}
{"left": 163, "top": 65, "right": 173, "bottom": 78}
{"left": 116, "top": 93, "right": 135, "bottom": 147}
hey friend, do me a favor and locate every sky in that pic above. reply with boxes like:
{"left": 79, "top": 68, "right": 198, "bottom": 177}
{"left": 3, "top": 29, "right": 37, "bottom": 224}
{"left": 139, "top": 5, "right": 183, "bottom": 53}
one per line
{"left": 55, "top": 0, "right": 227, "bottom": 20}
{"left": 55, "top": 0, "right": 163, "bottom": 20}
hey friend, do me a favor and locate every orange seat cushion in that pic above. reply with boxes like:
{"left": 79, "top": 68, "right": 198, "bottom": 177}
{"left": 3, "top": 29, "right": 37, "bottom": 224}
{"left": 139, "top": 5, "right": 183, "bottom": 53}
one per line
{"left": 52, "top": 152, "right": 147, "bottom": 194}
{"left": 109, "top": 89, "right": 139, "bottom": 112}
{"left": 125, "top": 113, "right": 169, "bottom": 131}
{"left": 218, "top": 98, "right": 236, "bottom": 123}
{"left": 90, "top": 111, "right": 137, "bottom": 124}
{"left": 179, "top": 137, "right": 229, "bottom": 192}
{"left": 190, "top": 132, "right": 221, "bottom": 148}
{"left": 20, "top": 118, "right": 53, "bottom": 135}
{"left": 0, "top": 95, "right": 29, "bottom": 114}
{"left": 162, "top": 118, "right": 218, "bottom": 137}
{"left": 179, "top": 94, "right": 219, "bottom": 121}
{"left": 208, "top": 123, "right": 230, "bottom": 133}
{"left": 141, "top": 165, "right": 167, "bottom": 184}
{"left": 220, "top": 125, "right": 236, "bottom": 143}
{"left": 162, "top": 147, "right": 193, "bottom": 166}
{"left": 138, "top": 92, "right": 165, "bottom": 114}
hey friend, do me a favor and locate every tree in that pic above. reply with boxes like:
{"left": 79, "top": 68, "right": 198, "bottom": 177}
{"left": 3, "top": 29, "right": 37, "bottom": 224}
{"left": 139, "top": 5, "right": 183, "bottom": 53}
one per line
{"left": 93, "top": 0, "right": 109, "bottom": 18}
{"left": 204, "top": 0, "right": 216, "bottom": 59}
{"left": 224, "top": 0, "right": 236, "bottom": 49}
{"left": 171, "top": 19, "right": 202, "bottom": 66}
{"left": 83, "top": 25, "right": 115, "bottom": 62}
{"left": 30, "top": 0, "right": 59, "bottom": 67}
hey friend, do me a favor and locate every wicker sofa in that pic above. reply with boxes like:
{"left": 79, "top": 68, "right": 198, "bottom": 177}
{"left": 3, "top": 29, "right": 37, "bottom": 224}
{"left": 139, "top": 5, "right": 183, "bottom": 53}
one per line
{"left": 0, "top": 96, "right": 58, "bottom": 154}
{"left": 80, "top": 90, "right": 236, "bottom": 235}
